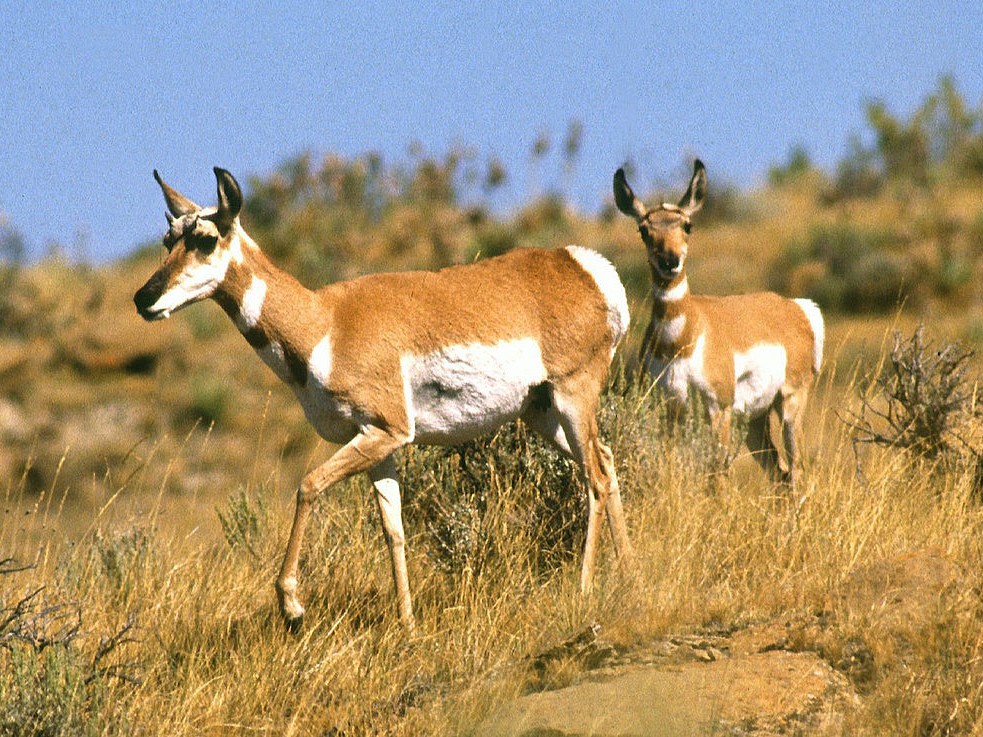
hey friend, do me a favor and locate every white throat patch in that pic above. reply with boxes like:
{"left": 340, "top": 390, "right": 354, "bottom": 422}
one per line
{"left": 237, "top": 275, "right": 268, "bottom": 331}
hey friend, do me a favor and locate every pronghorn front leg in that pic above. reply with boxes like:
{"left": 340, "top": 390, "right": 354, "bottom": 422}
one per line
{"left": 276, "top": 426, "right": 407, "bottom": 632}
{"left": 709, "top": 406, "right": 734, "bottom": 478}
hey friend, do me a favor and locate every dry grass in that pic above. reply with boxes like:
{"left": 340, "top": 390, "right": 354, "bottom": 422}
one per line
{"left": 3, "top": 171, "right": 983, "bottom": 734}
{"left": 3, "top": 352, "right": 983, "bottom": 735}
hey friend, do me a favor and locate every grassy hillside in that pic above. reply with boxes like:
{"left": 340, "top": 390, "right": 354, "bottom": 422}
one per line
{"left": 3, "top": 81, "right": 983, "bottom": 734}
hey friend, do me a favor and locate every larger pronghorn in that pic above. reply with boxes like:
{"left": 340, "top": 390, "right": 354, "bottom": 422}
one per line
{"left": 613, "top": 161, "right": 823, "bottom": 489}
{"left": 135, "top": 167, "right": 633, "bottom": 631}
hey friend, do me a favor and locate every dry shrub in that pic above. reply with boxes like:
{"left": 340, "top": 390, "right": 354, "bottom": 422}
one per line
{"left": 845, "top": 326, "right": 982, "bottom": 485}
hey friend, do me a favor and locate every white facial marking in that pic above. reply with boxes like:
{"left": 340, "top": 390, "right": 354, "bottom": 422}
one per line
{"left": 402, "top": 338, "right": 548, "bottom": 444}
{"left": 732, "top": 343, "right": 788, "bottom": 416}
{"left": 227, "top": 230, "right": 245, "bottom": 265}
{"left": 564, "top": 245, "right": 630, "bottom": 350}
{"left": 308, "top": 334, "right": 333, "bottom": 387}
{"left": 146, "top": 249, "right": 233, "bottom": 316}
{"left": 237, "top": 275, "right": 267, "bottom": 331}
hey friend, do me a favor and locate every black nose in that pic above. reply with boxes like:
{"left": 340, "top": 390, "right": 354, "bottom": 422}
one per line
{"left": 657, "top": 253, "right": 681, "bottom": 272}
{"left": 134, "top": 270, "right": 167, "bottom": 318}
{"left": 134, "top": 285, "right": 155, "bottom": 314}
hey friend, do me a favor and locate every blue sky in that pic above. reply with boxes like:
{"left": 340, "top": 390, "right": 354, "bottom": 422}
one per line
{"left": 2, "top": 1, "right": 982, "bottom": 262}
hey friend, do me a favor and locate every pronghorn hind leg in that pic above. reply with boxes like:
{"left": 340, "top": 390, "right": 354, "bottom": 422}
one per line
{"left": 276, "top": 426, "right": 406, "bottom": 632}
{"left": 545, "top": 382, "right": 633, "bottom": 595}
{"left": 779, "top": 386, "right": 810, "bottom": 492}
{"left": 746, "top": 405, "right": 783, "bottom": 481}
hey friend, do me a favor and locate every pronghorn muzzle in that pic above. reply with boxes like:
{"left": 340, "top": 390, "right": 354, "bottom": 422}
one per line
{"left": 134, "top": 269, "right": 170, "bottom": 321}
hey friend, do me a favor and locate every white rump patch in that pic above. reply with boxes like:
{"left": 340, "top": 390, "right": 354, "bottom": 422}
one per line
{"left": 564, "top": 245, "right": 630, "bottom": 350}
{"left": 793, "top": 298, "right": 824, "bottom": 373}
{"left": 402, "top": 338, "right": 548, "bottom": 444}
{"left": 733, "top": 343, "right": 788, "bottom": 416}
{"left": 236, "top": 275, "right": 267, "bottom": 331}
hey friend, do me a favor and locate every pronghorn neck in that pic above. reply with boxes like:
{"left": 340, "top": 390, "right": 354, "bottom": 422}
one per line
{"left": 646, "top": 270, "right": 696, "bottom": 358}
{"left": 650, "top": 269, "right": 690, "bottom": 306}
{"left": 212, "top": 229, "right": 322, "bottom": 386}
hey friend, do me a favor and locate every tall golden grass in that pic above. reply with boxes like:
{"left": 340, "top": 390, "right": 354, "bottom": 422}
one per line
{"left": 3, "top": 347, "right": 982, "bottom": 735}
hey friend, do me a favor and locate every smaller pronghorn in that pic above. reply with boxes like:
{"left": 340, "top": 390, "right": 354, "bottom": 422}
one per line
{"left": 613, "top": 160, "right": 824, "bottom": 488}
{"left": 135, "top": 167, "right": 634, "bottom": 632}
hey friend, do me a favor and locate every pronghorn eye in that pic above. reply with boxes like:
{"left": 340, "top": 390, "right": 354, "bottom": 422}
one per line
{"left": 682, "top": 221, "right": 692, "bottom": 234}
{"left": 188, "top": 233, "right": 218, "bottom": 255}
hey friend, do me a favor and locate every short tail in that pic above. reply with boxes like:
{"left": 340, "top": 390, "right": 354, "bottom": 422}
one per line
{"left": 793, "top": 298, "right": 824, "bottom": 374}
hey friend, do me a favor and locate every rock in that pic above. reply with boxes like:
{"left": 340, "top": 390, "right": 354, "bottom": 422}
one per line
{"left": 476, "top": 650, "right": 851, "bottom": 737}
{"left": 830, "top": 548, "right": 955, "bottom": 632}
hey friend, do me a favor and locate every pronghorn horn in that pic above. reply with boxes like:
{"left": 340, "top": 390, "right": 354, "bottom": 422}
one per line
{"left": 165, "top": 211, "right": 176, "bottom": 226}
{"left": 154, "top": 169, "right": 200, "bottom": 217}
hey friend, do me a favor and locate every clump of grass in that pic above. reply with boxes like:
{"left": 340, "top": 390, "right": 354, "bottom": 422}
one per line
{"left": 405, "top": 422, "right": 582, "bottom": 579}
{"left": 0, "top": 558, "right": 139, "bottom": 737}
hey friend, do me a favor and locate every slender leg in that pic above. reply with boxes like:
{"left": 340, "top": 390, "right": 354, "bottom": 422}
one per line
{"left": 708, "top": 405, "right": 734, "bottom": 481}
{"left": 595, "top": 439, "right": 634, "bottom": 565}
{"left": 276, "top": 425, "right": 406, "bottom": 631}
{"left": 369, "top": 456, "right": 415, "bottom": 631}
{"left": 779, "top": 387, "right": 809, "bottom": 490}
{"left": 746, "top": 411, "right": 782, "bottom": 479}
{"left": 710, "top": 406, "right": 733, "bottom": 450}
{"left": 552, "top": 393, "right": 621, "bottom": 594}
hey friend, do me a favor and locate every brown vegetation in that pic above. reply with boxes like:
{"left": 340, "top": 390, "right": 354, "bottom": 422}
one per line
{"left": 2, "top": 80, "right": 983, "bottom": 734}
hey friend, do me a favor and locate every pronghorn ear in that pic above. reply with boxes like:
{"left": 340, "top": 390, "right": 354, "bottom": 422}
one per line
{"left": 678, "top": 159, "right": 707, "bottom": 216}
{"left": 613, "top": 168, "right": 647, "bottom": 221}
{"left": 154, "top": 170, "right": 200, "bottom": 217}
{"left": 213, "top": 167, "right": 243, "bottom": 234}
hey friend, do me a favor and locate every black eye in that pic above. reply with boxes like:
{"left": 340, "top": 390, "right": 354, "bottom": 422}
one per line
{"left": 682, "top": 221, "right": 692, "bottom": 234}
{"left": 189, "top": 234, "right": 218, "bottom": 254}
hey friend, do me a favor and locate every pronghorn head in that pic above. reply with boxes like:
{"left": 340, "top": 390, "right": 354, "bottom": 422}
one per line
{"left": 613, "top": 160, "right": 707, "bottom": 283}
{"left": 134, "top": 168, "right": 244, "bottom": 321}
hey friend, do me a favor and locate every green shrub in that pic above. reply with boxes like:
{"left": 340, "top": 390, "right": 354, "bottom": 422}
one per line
{"left": 404, "top": 422, "right": 582, "bottom": 579}
{"left": 1, "top": 561, "right": 138, "bottom": 737}
{"left": 217, "top": 488, "right": 269, "bottom": 560}
{"left": 768, "top": 223, "right": 908, "bottom": 313}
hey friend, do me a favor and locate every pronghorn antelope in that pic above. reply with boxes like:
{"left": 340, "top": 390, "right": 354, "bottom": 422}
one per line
{"left": 613, "top": 160, "right": 824, "bottom": 488}
{"left": 134, "top": 167, "right": 634, "bottom": 631}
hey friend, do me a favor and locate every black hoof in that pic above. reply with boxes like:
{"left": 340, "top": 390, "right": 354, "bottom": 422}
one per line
{"left": 284, "top": 614, "right": 304, "bottom": 635}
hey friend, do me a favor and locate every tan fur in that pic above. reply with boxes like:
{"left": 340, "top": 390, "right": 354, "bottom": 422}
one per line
{"left": 135, "top": 168, "right": 634, "bottom": 631}
{"left": 615, "top": 162, "right": 823, "bottom": 488}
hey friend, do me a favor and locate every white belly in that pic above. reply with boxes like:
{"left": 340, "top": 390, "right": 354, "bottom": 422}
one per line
{"left": 732, "top": 343, "right": 787, "bottom": 416}
{"left": 646, "top": 335, "right": 787, "bottom": 417}
{"left": 402, "top": 338, "right": 548, "bottom": 444}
